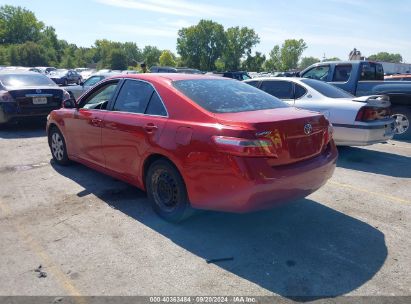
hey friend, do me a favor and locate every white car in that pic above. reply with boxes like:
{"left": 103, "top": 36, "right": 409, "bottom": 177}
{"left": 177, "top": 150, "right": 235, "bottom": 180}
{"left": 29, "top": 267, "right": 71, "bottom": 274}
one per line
{"left": 245, "top": 77, "right": 395, "bottom": 146}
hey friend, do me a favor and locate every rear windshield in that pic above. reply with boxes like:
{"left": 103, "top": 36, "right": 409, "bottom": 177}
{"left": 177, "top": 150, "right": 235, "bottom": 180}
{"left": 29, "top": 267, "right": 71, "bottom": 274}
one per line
{"left": 300, "top": 78, "right": 353, "bottom": 98}
{"left": 0, "top": 73, "right": 57, "bottom": 88}
{"left": 173, "top": 79, "right": 288, "bottom": 113}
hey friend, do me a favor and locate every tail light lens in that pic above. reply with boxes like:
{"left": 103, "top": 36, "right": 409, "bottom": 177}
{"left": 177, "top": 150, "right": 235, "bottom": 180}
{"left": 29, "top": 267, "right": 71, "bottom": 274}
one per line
{"left": 323, "top": 123, "right": 333, "bottom": 146}
{"left": 212, "top": 136, "right": 277, "bottom": 158}
{"left": 0, "top": 91, "right": 14, "bottom": 102}
{"left": 356, "top": 106, "right": 391, "bottom": 121}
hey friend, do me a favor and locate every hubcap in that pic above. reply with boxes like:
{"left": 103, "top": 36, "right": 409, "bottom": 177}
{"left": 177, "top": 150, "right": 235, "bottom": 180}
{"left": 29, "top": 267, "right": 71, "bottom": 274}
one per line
{"left": 51, "top": 132, "right": 64, "bottom": 161}
{"left": 152, "top": 169, "right": 178, "bottom": 212}
{"left": 393, "top": 114, "right": 409, "bottom": 135}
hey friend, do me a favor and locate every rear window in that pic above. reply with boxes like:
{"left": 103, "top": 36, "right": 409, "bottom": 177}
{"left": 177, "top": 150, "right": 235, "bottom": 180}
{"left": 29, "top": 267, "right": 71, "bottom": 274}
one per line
{"left": 0, "top": 73, "right": 57, "bottom": 88}
{"left": 173, "top": 79, "right": 288, "bottom": 113}
{"left": 301, "top": 78, "right": 354, "bottom": 98}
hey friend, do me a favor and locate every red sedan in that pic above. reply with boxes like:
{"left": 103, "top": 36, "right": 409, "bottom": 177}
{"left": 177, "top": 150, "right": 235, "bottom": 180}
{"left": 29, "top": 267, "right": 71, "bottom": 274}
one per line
{"left": 47, "top": 74, "right": 337, "bottom": 221}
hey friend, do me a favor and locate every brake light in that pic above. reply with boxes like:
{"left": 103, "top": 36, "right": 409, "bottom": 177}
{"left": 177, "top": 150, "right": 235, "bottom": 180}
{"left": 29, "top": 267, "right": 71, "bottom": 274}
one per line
{"left": 0, "top": 91, "right": 14, "bottom": 102}
{"left": 355, "top": 106, "right": 391, "bottom": 121}
{"left": 212, "top": 136, "right": 277, "bottom": 157}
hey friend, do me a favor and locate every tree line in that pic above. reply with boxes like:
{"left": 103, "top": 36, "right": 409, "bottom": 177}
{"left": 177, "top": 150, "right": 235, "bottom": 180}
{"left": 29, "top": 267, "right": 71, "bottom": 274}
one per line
{"left": 0, "top": 5, "right": 404, "bottom": 72}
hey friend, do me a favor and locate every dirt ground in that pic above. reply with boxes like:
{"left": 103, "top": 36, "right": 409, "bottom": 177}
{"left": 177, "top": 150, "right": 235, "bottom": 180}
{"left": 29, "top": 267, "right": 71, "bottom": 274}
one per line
{"left": 0, "top": 121, "right": 410, "bottom": 299}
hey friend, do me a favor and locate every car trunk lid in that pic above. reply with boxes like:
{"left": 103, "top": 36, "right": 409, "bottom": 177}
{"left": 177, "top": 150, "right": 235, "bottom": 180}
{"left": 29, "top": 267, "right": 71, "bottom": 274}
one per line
{"left": 214, "top": 108, "right": 330, "bottom": 166}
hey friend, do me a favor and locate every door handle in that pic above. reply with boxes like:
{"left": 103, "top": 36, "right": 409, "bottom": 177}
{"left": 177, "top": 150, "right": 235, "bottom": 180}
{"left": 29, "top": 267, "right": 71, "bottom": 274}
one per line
{"left": 91, "top": 118, "right": 102, "bottom": 127}
{"left": 144, "top": 123, "right": 158, "bottom": 133}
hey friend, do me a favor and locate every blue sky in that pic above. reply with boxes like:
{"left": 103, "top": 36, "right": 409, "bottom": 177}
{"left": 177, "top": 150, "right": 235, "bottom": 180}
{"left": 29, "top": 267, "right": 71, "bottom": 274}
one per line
{"left": 3, "top": 0, "right": 411, "bottom": 62}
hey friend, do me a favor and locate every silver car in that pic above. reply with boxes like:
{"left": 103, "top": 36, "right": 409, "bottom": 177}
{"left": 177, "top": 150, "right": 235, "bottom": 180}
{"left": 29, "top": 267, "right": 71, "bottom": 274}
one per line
{"left": 63, "top": 72, "right": 120, "bottom": 99}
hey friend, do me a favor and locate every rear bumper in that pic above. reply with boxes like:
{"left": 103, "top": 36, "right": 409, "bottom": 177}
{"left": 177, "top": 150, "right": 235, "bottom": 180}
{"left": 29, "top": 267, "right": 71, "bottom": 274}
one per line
{"left": 185, "top": 142, "right": 338, "bottom": 213}
{"left": 0, "top": 103, "right": 58, "bottom": 124}
{"left": 333, "top": 120, "right": 395, "bottom": 146}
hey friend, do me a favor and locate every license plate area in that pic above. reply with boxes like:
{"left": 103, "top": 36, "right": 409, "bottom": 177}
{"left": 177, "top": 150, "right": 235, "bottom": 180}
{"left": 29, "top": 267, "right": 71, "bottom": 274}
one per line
{"left": 32, "top": 97, "right": 48, "bottom": 105}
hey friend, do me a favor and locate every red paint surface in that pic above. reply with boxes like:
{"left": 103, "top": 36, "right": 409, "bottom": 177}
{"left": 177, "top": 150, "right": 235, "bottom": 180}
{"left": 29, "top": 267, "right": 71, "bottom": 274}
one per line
{"left": 47, "top": 74, "right": 337, "bottom": 212}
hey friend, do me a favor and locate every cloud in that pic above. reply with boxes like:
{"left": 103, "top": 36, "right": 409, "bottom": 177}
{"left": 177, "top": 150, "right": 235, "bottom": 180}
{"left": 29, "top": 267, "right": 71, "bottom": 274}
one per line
{"left": 95, "top": 0, "right": 249, "bottom": 17}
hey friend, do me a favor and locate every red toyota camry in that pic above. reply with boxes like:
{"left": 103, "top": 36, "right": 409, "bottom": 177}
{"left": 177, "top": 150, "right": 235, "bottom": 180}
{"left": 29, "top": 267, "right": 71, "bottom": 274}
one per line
{"left": 47, "top": 74, "right": 337, "bottom": 221}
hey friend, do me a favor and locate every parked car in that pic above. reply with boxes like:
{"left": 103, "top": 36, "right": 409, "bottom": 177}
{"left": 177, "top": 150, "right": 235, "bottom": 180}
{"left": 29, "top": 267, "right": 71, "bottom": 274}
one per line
{"left": 75, "top": 68, "right": 95, "bottom": 80}
{"left": 36, "top": 67, "right": 57, "bottom": 75}
{"left": 0, "top": 70, "right": 70, "bottom": 125}
{"left": 245, "top": 77, "right": 395, "bottom": 146}
{"left": 49, "top": 69, "right": 82, "bottom": 86}
{"left": 150, "top": 66, "right": 202, "bottom": 74}
{"left": 211, "top": 71, "right": 251, "bottom": 81}
{"left": 300, "top": 60, "right": 411, "bottom": 139}
{"left": 47, "top": 74, "right": 337, "bottom": 221}
{"left": 64, "top": 72, "right": 121, "bottom": 99}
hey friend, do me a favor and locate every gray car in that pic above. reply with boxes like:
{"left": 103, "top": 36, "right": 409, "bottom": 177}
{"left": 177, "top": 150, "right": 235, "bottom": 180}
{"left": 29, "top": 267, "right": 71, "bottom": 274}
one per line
{"left": 63, "top": 72, "right": 120, "bottom": 99}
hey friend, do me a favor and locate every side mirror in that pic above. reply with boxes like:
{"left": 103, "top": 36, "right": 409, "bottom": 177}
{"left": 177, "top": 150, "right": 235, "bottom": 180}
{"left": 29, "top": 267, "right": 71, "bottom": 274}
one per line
{"left": 80, "top": 81, "right": 84, "bottom": 86}
{"left": 63, "top": 98, "right": 77, "bottom": 109}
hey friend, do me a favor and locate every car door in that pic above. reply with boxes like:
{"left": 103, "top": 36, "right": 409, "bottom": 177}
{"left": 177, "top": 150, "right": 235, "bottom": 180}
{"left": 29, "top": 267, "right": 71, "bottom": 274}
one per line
{"left": 65, "top": 80, "right": 120, "bottom": 166}
{"left": 259, "top": 80, "right": 295, "bottom": 105}
{"left": 102, "top": 79, "right": 168, "bottom": 182}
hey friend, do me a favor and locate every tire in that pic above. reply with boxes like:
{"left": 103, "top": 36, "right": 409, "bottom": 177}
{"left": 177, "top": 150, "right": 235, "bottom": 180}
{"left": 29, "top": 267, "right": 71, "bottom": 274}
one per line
{"left": 146, "top": 159, "right": 193, "bottom": 222}
{"left": 49, "top": 127, "right": 70, "bottom": 165}
{"left": 392, "top": 107, "right": 411, "bottom": 140}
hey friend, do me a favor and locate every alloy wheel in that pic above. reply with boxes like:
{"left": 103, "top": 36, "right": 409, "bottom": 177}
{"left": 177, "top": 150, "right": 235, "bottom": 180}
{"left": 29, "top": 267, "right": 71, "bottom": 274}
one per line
{"left": 393, "top": 113, "right": 409, "bottom": 135}
{"left": 51, "top": 132, "right": 64, "bottom": 161}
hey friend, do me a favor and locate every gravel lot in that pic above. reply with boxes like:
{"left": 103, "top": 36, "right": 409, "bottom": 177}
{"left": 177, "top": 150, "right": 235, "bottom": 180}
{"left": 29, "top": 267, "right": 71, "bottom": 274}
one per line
{"left": 0, "top": 121, "right": 410, "bottom": 299}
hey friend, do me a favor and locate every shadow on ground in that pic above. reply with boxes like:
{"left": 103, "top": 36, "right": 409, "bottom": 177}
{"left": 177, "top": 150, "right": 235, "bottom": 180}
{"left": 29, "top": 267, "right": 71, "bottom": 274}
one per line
{"left": 0, "top": 120, "right": 46, "bottom": 139}
{"left": 51, "top": 160, "right": 387, "bottom": 300}
{"left": 337, "top": 146, "right": 411, "bottom": 178}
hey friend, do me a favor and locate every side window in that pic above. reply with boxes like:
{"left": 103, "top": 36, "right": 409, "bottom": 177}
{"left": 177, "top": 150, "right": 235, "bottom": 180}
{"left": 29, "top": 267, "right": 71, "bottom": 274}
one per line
{"left": 246, "top": 81, "right": 259, "bottom": 88}
{"left": 260, "top": 81, "right": 293, "bottom": 99}
{"left": 376, "top": 64, "right": 384, "bottom": 80}
{"left": 81, "top": 81, "right": 119, "bottom": 110}
{"left": 302, "top": 65, "right": 330, "bottom": 81}
{"left": 333, "top": 65, "right": 352, "bottom": 82}
{"left": 360, "top": 63, "right": 377, "bottom": 80}
{"left": 113, "top": 80, "right": 154, "bottom": 114}
{"left": 145, "top": 91, "right": 167, "bottom": 116}
{"left": 294, "top": 83, "right": 307, "bottom": 99}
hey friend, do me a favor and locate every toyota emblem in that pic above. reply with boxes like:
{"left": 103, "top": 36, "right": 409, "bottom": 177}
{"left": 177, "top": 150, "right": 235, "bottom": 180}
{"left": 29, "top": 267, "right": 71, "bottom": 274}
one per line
{"left": 304, "top": 123, "right": 313, "bottom": 135}
{"left": 36, "top": 89, "right": 41, "bottom": 94}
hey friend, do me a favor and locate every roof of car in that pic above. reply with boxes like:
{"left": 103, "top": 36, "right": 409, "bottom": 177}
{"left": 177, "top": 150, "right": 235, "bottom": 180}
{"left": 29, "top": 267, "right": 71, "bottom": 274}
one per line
{"left": 109, "top": 73, "right": 228, "bottom": 82}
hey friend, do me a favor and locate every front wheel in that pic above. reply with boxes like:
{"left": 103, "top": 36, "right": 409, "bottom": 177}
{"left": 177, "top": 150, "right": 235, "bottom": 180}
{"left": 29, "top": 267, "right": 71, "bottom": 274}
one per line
{"left": 49, "top": 127, "right": 70, "bottom": 165}
{"left": 392, "top": 107, "right": 410, "bottom": 140}
{"left": 146, "top": 159, "right": 193, "bottom": 222}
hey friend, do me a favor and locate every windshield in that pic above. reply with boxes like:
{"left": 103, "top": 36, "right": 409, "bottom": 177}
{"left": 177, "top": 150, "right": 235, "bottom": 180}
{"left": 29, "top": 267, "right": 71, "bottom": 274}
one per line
{"left": 300, "top": 78, "right": 354, "bottom": 98}
{"left": 0, "top": 73, "right": 57, "bottom": 88}
{"left": 173, "top": 79, "right": 288, "bottom": 113}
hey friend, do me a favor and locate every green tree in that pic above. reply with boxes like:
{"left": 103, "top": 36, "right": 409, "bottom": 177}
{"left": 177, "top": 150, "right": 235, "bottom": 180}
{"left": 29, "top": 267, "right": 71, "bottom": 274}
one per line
{"left": 299, "top": 56, "right": 320, "bottom": 69}
{"left": 323, "top": 57, "right": 341, "bottom": 61}
{"left": 12, "top": 42, "right": 48, "bottom": 66}
{"left": 177, "top": 19, "right": 226, "bottom": 71}
{"left": 110, "top": 49, "right": 127, "bottom": 70}
{"left": 265, "top": 39, "right": 307, "bottom": 71}
{"left": 159, "top": 50, "right": 176, "bottom": 67}
{"left": 280, "top": 39, "right": 307, "bottom": 70}
{"left": 222, "top": 26, "right": 259, "bottom": 70}
{"left": 122, "top": 42, "right": 142, "bottom": 66}
{"left": 142, "top": 45, "right": 162, "bottom": 68}
{"left": 0, "top": 5, "right": 44, "bottom": 44}
{"left": 242, "top": 52, "right": 266, "bottom": 72}
{"left": 368, "top": 52, "right": 402, "bottom": 63}
{"left": 265, "top": 45, "right": 281, "bottom": 71}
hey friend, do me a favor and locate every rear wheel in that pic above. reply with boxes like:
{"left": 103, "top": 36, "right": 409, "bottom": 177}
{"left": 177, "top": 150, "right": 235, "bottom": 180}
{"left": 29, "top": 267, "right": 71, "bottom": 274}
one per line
{"left": 392, "top": 107, "right": 410, "bottom": 140}
{"left": 146, "top": 159, "right": 193, "bottom": 222}
{"left": 49, "top": 127, "right": 70, "bottom": 165}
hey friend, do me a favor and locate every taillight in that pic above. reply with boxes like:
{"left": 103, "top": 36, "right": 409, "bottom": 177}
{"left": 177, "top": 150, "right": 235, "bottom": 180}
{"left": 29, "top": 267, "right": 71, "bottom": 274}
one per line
{"left": 0, "top": 91, "right": 14, "bottom": 102}
{"left": 355, "top": 106, "right": 391, "bottom": 121}
{"left": 323, "top": 123, "right": 333, "bottom": 146}
{"left": 212, "top": 136, "right": 277, "bottom": 157}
